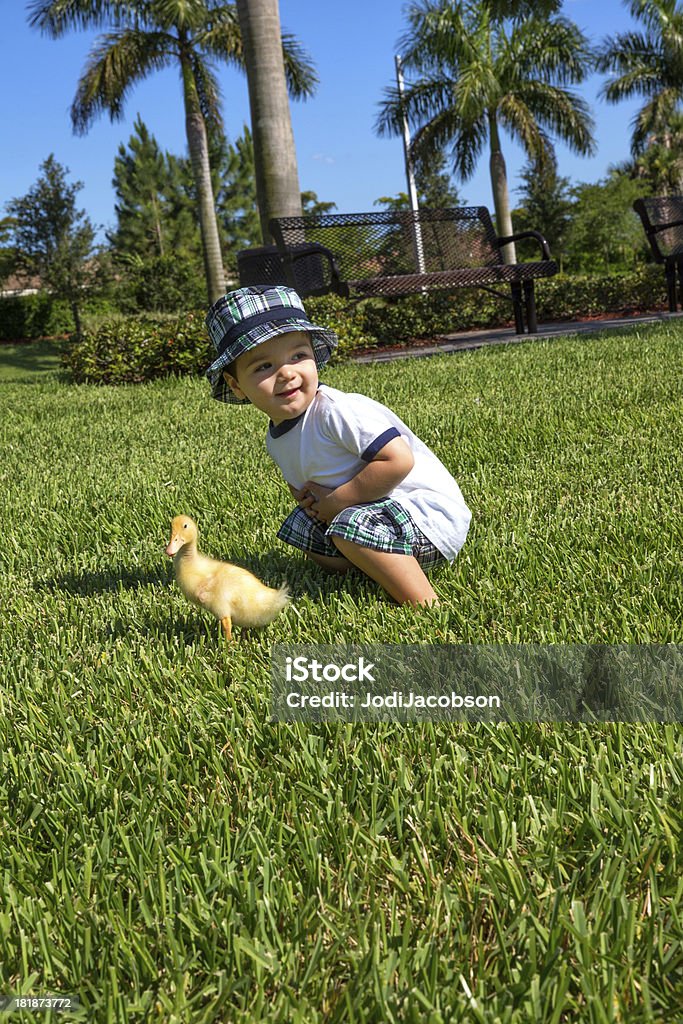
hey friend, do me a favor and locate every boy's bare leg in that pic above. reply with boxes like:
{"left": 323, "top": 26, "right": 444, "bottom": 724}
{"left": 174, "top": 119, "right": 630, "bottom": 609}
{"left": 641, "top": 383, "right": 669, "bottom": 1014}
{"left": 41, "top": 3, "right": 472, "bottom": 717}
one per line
{"left": 331, "top": 537, "right": 439, "bottom": 606}
{"left": 306, "top": 551, "right": 352, "bottom": 574}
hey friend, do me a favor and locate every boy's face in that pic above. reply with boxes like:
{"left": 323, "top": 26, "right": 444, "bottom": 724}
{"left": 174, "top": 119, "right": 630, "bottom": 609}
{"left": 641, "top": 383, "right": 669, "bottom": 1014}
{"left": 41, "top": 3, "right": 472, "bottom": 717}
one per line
{"left": 223, "top": 330, "right": 319, "bottom": 424}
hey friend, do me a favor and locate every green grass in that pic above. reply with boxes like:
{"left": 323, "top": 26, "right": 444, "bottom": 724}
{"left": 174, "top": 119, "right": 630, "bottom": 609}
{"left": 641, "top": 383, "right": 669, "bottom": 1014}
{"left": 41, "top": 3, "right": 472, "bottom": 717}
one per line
{"left": 0, "top": 326, "right": 681, "bottom": 1022}
{"left": 0, "top": 339, "right": 66, "bottom": 383}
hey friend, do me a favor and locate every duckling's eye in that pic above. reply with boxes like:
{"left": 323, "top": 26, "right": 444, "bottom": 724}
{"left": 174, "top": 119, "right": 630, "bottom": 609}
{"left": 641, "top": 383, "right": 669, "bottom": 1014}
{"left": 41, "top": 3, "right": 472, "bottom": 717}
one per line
{"left": 183, "top": 523, "right": 188, "bottom": 529}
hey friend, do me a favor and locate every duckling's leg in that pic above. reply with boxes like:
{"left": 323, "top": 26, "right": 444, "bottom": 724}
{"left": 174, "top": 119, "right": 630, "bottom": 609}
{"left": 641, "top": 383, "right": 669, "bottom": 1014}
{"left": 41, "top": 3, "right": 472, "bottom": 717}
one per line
{"left": 220, "top": 615, "right": 232, "bottom": 641}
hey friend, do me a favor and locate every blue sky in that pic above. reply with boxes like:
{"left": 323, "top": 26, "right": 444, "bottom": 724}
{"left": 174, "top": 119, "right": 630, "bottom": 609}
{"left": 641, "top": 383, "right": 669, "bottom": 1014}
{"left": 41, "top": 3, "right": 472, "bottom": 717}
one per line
{"left": 2, "top": 0, "right": 643, "bottom": 242}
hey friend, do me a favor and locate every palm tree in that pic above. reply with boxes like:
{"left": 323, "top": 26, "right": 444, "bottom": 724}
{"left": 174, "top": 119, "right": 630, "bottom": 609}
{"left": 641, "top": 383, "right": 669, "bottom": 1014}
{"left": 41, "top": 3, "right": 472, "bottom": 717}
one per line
{"left": 27, "top": 0, "right": 317, "bottom": 302}
{"left": 596, "top": 0, "right": 683, "bottom": 165}
{"left": 236, "top": 0, "right": 307, "bottom": 241}
{"left": 612, "top": 112, "right": 683, "bottom": 194}
{"left": 375, "top": 0, "right": 595, "bottom": 263}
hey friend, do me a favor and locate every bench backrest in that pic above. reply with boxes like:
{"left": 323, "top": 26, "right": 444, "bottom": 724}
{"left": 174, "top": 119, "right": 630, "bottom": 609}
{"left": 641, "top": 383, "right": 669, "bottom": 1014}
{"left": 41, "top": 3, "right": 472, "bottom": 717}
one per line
{"left": 270, "top": 208, "right": 503, "bottom": 282}
{"left": 633, "top": 196, "right": 683, "bottom": 260}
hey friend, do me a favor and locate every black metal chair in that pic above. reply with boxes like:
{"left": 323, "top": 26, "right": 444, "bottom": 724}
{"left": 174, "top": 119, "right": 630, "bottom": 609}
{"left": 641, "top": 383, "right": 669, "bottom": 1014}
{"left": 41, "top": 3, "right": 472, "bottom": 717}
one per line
{"left": 633, "top": 196, "right": 683, "bottom": 312}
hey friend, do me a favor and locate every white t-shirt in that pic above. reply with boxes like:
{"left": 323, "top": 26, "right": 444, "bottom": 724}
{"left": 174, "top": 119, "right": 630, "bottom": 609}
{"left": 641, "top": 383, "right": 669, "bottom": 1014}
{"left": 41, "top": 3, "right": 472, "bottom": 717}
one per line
{"left": 266, "top": 384, "right": 471, "bottom": 560}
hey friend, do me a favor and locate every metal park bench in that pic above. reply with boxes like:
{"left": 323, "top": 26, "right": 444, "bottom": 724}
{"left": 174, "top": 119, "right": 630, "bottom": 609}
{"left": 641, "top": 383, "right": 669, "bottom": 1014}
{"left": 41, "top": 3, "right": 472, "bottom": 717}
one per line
{"left": 633, "top": 196, "right": 683, "bottom": 312}
{"left": 259, "top": 207, "right": 558, "bottom": 334}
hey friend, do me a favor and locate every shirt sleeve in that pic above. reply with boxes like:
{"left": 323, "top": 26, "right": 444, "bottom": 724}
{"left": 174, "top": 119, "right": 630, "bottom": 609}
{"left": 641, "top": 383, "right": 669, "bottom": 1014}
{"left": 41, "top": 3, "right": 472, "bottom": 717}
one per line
{"left": 318, "top": 392, "right": 402, "bottom": 462}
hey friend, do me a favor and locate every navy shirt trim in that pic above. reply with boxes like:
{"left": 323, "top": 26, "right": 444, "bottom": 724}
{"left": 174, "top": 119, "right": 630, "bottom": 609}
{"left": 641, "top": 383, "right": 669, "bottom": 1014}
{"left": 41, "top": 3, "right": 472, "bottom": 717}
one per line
{"left": 269, "top": 412, "right": 306, "bottom": 438}
{"left": 361, "top": 427, "right": 401, "bottom": 462}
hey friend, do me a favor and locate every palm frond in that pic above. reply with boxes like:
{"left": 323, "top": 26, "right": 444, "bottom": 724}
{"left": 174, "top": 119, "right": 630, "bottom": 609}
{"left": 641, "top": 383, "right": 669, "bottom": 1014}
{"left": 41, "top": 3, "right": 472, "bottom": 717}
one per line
{"left": 195, "top": 3, "right": 243, "bottom": 65}
{"left": 596, "top": 31, "right": 663, "bottom": 74}
{"left": 499, "top": 80, "right": 593, "bottom": 155}
{"left": 152, "top": 0, "right": 216, "bottom": 31}
{"left": 630, "top": 89, "right": 681, "bottom": 151}
{"left": 71, "top": 28, "right": 175, "bottom": 133}
{"left": 375, "top": 78, "right": 458, "bottom": 138}
{"left": 398, "top": 0, "right": 485, "bottom": 76}
{"left": 447, "top": 114, "right": 489, "bottom": 182}
{"left": 597, "top": 41, "right": 672, "bottom": 103}
{"left": 412, "top": 106, "right": 487, "bottom": 182}
{"left": 627, "top": 0, "right": 682, "bottom": 35}
{"left": 487, "top": 0, "right": 561, "bottom": 19}
{"left": 280, "top": 32, "right": 318, "bottom": 99}
{"left": 497, "top": 95, "right": 552, "bottom": 165}
{"left": 506, "top": 16, "right": 595, "bottom": 85}
{"left": 27, "top": 0, "right": 137, "bottom": 36}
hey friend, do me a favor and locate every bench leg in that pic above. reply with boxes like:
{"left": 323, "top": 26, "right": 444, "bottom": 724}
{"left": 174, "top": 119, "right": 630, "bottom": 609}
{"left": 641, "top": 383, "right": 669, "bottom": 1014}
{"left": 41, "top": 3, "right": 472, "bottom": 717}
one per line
{"left": 677, "top": 260, "right": 683, "bottom": 313}
{"left": 665, "top": 262, "right": 677, "bottom": 313}
{"left": 523, "top": 280, "right": 538, "bottom": 334}
{"left": 510, "top": 282, "right": 525, "bottom": 334}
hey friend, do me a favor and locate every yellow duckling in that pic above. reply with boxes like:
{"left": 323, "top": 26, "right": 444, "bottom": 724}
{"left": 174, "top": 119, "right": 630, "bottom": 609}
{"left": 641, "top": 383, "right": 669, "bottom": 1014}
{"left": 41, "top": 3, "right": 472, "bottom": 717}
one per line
{"left": 165, "top": 515, "right": 289, "bottom": 640}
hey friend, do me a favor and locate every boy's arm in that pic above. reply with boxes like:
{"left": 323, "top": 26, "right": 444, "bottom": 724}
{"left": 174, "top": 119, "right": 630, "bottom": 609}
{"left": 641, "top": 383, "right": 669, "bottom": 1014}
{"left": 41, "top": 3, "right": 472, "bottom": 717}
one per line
{"left": 303, "top": 437, "right": 414, "bottom": 524}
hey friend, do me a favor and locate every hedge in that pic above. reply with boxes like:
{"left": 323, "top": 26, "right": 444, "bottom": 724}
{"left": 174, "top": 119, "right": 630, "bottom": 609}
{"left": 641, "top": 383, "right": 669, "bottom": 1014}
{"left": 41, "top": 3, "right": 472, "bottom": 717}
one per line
{"left": 0, "top": 293, "right": 118, "bottom": 341}
{"left": 63, "top": 265, "right": 669, "bottom": 385}
{"left": 66, "top": 310, "right": 213, "bottom": 385}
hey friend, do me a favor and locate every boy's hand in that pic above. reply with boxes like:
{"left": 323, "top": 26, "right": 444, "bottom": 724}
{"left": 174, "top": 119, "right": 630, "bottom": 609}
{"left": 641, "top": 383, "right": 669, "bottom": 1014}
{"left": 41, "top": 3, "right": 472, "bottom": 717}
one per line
{"left": 288, "top": 482, "right": 333, "bottom": 520}
{"left": 301, "top": 481, "right": 344, "bottom": 524}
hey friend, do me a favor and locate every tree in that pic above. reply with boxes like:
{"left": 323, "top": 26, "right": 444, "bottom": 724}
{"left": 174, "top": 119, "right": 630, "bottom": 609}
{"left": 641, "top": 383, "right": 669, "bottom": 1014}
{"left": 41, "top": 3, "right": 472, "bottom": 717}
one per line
{"left": 375, "top": 0, "right": 595, "bottom": 263}
{"left": 28, "top": 0, "right": 317, "bottom": 304}
{"left": 215, "top": 125, "right": 262, "bottom": 258}
{"left": 564, "top": 171, "right": 646, "bottom": 273}
{"left": 301, "top": 191, "right": 337, "bottom": 216}
{"left": 5, "top": 155, "right": 96, "bottom": 334}
{"left": 513, "top": 155, "right": 572, "bottom": 270}
{"left": 597, "top": 0, "right": 683, "bottom": 165}
{"left": 235, "top": 0, "right": 315, "bottom": 242}
{"left": 109, "top": 116, "right": 198, "bottom": 260}
{"left": 0, "top": 217, "right": 16, "bottom": 284}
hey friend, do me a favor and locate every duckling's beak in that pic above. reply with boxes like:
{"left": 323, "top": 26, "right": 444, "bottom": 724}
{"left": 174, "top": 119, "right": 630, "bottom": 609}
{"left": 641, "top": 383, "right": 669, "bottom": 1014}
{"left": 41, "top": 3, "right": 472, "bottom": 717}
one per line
{"left": 165, "top": 534, "right": 183, "bottom": 557}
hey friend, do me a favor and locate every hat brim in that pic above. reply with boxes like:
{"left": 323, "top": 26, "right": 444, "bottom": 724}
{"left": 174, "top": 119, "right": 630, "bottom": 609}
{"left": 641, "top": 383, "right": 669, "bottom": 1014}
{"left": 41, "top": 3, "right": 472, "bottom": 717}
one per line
{"left": 206, "top": 317, "right": 338, "bottom": 404}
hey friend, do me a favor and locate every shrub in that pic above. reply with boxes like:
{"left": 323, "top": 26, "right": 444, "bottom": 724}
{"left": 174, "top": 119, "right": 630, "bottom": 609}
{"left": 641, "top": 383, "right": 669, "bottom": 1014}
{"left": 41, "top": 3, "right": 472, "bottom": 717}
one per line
{"left": 535, "top": 265, "right": 666, "bottom": 321}
{"left": 304, "top": 294, "right": 377, "bottom": 358}
{"left": 0, "top": 293, "right": 72, "bottom": 340}
{"left": 66, "top": 309, "right": 213, "bottom": 384}
{"left": 62, "top": 265, "right": 670, "bottom": 385}
{"left": 113, "top": 253, "right": 206, "bottom": 313}
{"left": 0, "top": 293, "right": 119, "bottom": 341}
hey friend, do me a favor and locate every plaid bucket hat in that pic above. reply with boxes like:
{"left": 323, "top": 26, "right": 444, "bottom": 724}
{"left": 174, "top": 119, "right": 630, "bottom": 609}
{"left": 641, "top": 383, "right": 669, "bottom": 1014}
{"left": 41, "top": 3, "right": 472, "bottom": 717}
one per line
{"left": 205, "top": 285, "right": 339, "bottom": 404}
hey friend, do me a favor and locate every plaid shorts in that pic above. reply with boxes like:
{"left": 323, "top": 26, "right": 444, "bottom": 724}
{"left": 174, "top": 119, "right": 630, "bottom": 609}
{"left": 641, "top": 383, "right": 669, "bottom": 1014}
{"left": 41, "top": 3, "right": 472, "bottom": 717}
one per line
{"left": 277, "top": 498, "right": 445, "bottom": 570}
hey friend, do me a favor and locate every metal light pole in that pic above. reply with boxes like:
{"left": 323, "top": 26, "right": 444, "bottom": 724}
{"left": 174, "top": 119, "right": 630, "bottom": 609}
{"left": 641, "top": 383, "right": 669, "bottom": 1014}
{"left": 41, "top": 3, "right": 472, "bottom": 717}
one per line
{"left": 395, "top": 53, "right": 426, "bottom": 274}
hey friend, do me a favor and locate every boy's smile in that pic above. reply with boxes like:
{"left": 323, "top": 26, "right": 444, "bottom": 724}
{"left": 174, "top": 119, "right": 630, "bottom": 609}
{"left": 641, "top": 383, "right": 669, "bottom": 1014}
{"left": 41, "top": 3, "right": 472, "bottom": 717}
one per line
{"left": 224, "top": 331, "right": 318, "bottom": 424}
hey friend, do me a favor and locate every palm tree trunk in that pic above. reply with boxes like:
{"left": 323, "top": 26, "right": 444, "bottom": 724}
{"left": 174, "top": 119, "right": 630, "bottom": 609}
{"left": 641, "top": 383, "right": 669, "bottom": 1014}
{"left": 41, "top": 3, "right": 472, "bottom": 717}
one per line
{"left": 236, "top": 0, "right": 303, "bottom": 243}
{"left": 180, "top": 52, "right": 225, "bottom": 303}
{"left": 488, "top": 112, "right": 516, "bottom": 264}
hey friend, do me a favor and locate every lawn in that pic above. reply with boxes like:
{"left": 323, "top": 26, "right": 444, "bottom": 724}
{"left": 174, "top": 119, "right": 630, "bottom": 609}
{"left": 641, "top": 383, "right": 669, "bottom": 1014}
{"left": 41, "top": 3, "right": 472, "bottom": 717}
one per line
{"left": 0, "top": 324, "right": 681, "bottom": 1022}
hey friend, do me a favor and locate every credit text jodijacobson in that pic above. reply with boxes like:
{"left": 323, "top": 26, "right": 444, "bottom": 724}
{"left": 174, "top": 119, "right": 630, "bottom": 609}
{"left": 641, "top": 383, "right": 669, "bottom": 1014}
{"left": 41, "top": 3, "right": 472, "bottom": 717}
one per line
{"left": 285, "top": 691, "right": 502, "bottom": 709}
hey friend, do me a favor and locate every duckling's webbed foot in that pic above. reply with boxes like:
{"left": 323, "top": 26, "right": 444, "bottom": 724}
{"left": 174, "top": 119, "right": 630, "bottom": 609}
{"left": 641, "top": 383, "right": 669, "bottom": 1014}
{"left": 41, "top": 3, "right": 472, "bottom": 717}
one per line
{"left": 220, "top": 615, "right": 232, "bottom": 642}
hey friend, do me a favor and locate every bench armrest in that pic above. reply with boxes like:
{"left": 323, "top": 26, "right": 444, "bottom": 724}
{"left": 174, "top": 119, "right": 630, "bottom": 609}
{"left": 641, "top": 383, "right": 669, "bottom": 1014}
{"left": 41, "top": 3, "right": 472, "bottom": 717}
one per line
{"left": 647, "top": 218, "right": 683, "bottom": 235}
{"left": 287, "top": 241, "right": 339, "bottom": 271}
{"left": 269, "top": 217, "right": 347, "bottom": 295}
{"left": 287, "top": 242, "right": 347, "bottom": 296}
{"left": 495, "top": 230, "right": 552, "bottom": 261}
